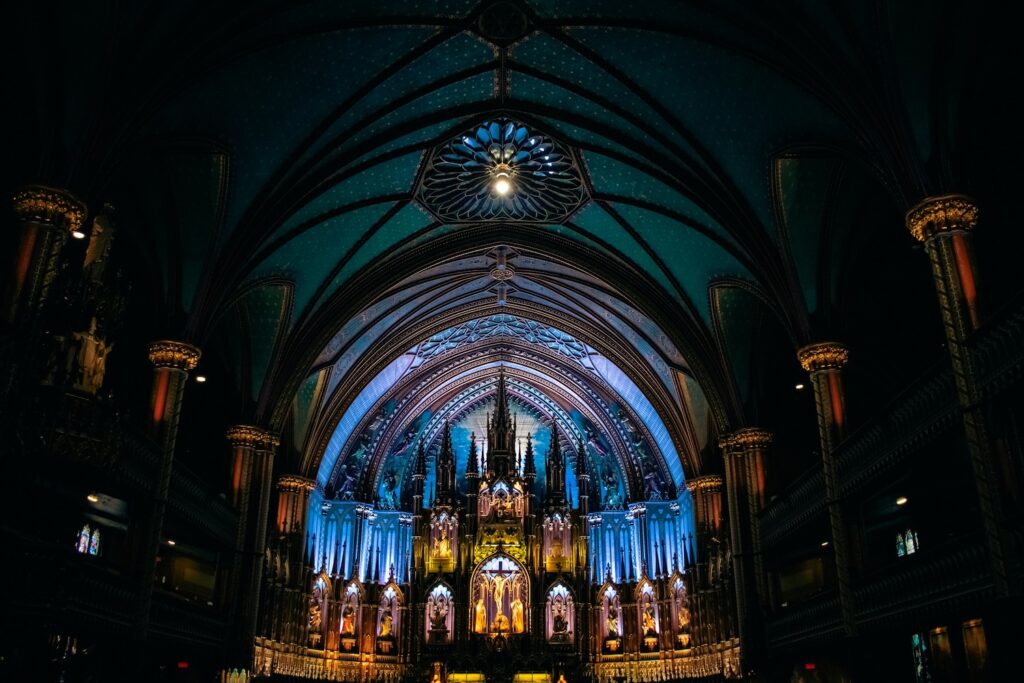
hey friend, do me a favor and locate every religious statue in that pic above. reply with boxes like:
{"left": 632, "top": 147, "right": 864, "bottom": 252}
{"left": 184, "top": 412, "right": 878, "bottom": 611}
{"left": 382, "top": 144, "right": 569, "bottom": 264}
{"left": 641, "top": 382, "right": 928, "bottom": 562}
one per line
{"left": 678, "top": 605, "right": 690, "bottom": 629}
{"left": 308, "top": 601, "right": 322, "bottom": 646}
{"left": 430, "top": 662, "right": 443, "bottom": 683}
{"left": 552, "top": 603, "right": 568, "bottom": 634}
{"left": 511, "top": 597, "right": 524, "bottom": 633}
{"left": 474, "top": 595, "right": 487, "bottom": 633}
{"left": 71, "top": 318, "right": 113, "bottom": 394}
{"left": 606, "top": 605, "right": 620, "bottom": 638}
{"left": 430, "top": 597, "right": 449, "bottom": 630}
{"left": 434, "top": 525, "right": 451, "bottom": 557}
{"left": 341, "top": 602, "right": 356, "bottom": 635}
{"left": 642, "top": 605, "right": 657, "bottom": 635}
{"left": 379, "top": 611, "right": 393, "bottom": 637}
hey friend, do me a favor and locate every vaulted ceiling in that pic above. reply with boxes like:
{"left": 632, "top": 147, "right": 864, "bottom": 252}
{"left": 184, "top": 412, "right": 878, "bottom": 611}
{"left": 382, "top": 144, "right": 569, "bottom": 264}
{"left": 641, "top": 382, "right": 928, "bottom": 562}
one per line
{"left": 9, "top": 0, "right": 1012, "bottom": 494}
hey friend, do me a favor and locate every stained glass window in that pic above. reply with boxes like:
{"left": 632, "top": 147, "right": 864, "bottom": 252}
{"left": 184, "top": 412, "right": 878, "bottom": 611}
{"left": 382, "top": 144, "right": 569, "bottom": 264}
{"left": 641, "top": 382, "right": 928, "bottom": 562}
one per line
{"left": 76, "top": 524, "right": 91, "bottom": 554}
{"left": 88, "top": 528, "right": 101, "bottom": 556}
{"left": 897, "top": 529, "right": 920, "bottom": 557}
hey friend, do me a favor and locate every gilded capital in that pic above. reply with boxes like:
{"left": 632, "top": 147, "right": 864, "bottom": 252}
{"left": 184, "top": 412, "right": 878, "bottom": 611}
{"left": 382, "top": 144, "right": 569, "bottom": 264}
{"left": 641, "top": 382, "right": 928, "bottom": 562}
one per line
{"left": 797, "top": 341, "right": 849, "bottom": 373}
{"left": 720, "top": 427, "right": 773, "bottom": 452}
{"left": 278, "top": 475, "right": 317, "bottom": 494}
{"left": 12, "top": 185, "right": 87, "bottom": 233}
{"left": 686, "top": 475, "right": 723, "bottom": 494}
{"left": 905, "top": 194, "right": 978, "bottom": 243}
{"left": 226, "top": 425, "right": 268, "bottom": 448}
{"left": 147, "top": 340, "right": 201, "bottom": 370}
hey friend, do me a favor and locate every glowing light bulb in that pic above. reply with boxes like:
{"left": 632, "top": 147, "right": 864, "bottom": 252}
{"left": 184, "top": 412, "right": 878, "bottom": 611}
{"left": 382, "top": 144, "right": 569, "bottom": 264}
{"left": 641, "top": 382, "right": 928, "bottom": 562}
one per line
{"left": 494, "top": 177, "right": 511, "bottom": 195}
{"left": 71, "top": 230, "right": 86, "bottom": 240}
{"left": 86, "top": 493, "right": 99, "bottom": 503}
{"left": 896, "top": 496, "right": 908, "bottom": 506}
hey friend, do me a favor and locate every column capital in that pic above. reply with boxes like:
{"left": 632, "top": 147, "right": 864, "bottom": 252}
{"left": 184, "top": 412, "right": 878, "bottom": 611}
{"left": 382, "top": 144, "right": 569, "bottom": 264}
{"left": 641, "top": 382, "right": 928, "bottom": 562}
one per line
{"left": 147, "top": 340, "right": 201, "bottom": 370}
{"left": 719, "top": 428, "right": 773, "bottom": 452}
{"left": 906, "top": 194, "right": 978, "bottom": 243}
{"left": 226, "top": 424, "right": 272, "bottom": 448}
{"left": 797, "top": 341, "right": 849, "bottom": 373}
{"left": 12, "top": 185, "right": 86, "bottom": 233}
{"left": 277, "top": 474, "right": 317, "bottom": 494}
{"left": 685, "top": 475, "right": 723, "bottom": 494}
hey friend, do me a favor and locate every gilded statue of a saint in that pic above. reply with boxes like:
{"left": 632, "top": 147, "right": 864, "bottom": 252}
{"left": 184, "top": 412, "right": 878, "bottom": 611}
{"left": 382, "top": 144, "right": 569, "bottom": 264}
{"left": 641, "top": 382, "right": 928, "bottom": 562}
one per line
{"left": 71, "top": 318, "right": 113, "bottom": 394}
{"left": 379, "top": 611, "right": 393, "bottom": 637}
{"left": 341, "top": 602, "right": 356, "bottom": 635}
{"left": 511, "top": 598, "right": 524, "bottom": 633}
{"left": 606, "top": 605, "right": 619, "bottom": 638}
{"left": 474, "top": 597, "right": 487, "bottom": 633}
{"left": 642, "top": 605, "right": 657, "bottom": 635}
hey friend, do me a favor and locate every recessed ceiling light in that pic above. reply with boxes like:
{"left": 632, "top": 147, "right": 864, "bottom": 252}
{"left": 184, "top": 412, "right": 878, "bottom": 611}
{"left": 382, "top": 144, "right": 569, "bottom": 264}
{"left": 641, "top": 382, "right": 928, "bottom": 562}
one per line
{"left": 71, "top": 230, "right": 86, "bottom": 240}
{"left": 820, "top": 540, "right": 829, "bottom": 547}
{"left": 896, "top": 496, "right": 908, "bottom": 506}
{"left": 795, "top": 383, "right": 805, "bottom": 390}
{"left": 86, "top": 493, "right": 99, "bottom": 503}
{"left": 195, "top": 375, "right": 207, "bottom": 383}
{"left": 166, "top": 539, "right": 176, "bottom": 546}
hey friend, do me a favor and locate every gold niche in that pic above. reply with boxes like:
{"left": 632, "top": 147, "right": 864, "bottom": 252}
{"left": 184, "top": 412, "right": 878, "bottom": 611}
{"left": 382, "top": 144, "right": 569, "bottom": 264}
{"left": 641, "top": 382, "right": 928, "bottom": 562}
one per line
{"left": 685, "top": 475, "right": 723, "bottom": 493}
{"left": 797, "top": 341, "right": 849, "bottom": 373}
{"left": 719, "top": 428, "right": 773, "bottom": 452}
{"left": 147, "top": 340, "right": 201, "bottom": 370}
{"left": 906, "top": 194, "right": 978, "bottom": 243}
{"left": 278, "top": 475, "right": 317, "bottom": 493}
{"left": 12, "top": 185, "right": 87, "bottom": 233}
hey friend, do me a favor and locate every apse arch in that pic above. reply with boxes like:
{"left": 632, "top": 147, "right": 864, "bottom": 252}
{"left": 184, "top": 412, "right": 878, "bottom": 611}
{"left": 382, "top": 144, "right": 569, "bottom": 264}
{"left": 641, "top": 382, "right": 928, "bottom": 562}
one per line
{"left": 312, "top": 324, "right": 683, "bottom": 506}
{"left": 261, "top": 225, "right": 738, "bottom": 443}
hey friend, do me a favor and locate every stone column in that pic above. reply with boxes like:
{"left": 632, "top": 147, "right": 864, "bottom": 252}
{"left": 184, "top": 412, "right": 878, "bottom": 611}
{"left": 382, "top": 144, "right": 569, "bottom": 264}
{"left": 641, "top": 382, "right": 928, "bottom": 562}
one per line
{"left": 797, "top": 341, "right": 855, "bottom": 635}
{"left": 245, "top": 431, "right": 280, "bottom": 653}
{"left": 6, "top": 186, "right": 86, "bottom": 324}
{"left": 720, "top": 428, "right": 772, "bottom": 670}
{"left": 272, "top": 475, "right": 316, "bottom": 645}
{"left": 685, "top": 475, "right": 723, "bottom": 648}
{"left": 224, "top": 424, "right": 276, "bottom": 667}
{"left": 906, "top": 195, "right": 1008, "bottom": 594}
{"left": 137, "top": 340, "right": 200, "bottom": 636}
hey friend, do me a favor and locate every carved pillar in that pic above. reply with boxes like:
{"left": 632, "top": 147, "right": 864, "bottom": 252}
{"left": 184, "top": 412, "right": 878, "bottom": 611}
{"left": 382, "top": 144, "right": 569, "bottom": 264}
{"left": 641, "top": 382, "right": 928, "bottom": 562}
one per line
{"left": 906, "top": 195, "right": 1009, "bottom": 594}
{"left": 273, "top": 475, "right": 316, "bottom": 645}
{"left": 685, "top": 475, "right": 722, "bottom": 648}
{"left": 720, "top": 428, "right": 772, "bottom": 669}
{"left": 6, "top": 186, "right": 86, "bottom": 324}
{"left": 797, "top": 341, "right": 856, "bottom": 635}
{"left": 224, "top": 425, "right": 279, "bottom": 667}
{"left": 137, "top": 340, "right": 201, "bottom": 637}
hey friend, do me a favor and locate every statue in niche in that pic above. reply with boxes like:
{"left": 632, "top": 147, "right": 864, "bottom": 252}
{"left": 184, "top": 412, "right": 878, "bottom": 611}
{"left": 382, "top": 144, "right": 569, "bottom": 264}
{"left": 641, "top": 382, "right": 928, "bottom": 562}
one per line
{"left": 434, "top": 525, "right": 451, "bottom": 557}
{"left": 379, "top": 611, "right": 393, "bottom": 637}
{"left": 511, "top": 597, "right": 524, "bottom": 633}
{"left": 474, "top": 595, "right": 487, "bottom": 634}
{"left": 430, "top": 596, "right": 449, "bottom": 630}
{"left": 341, "top": 601, "right": 356, "bottom": 635}
{"left": 642, "top": 605, "right": 658, "bottom": 635}
{"left": 552, "top": 602, "right": 568, "bottom": 634}
{"left": 71, "top": 318, "right": 113, "bottom": 394}
{"left": 606, "top": 605, "right": 620, "bottom": 638}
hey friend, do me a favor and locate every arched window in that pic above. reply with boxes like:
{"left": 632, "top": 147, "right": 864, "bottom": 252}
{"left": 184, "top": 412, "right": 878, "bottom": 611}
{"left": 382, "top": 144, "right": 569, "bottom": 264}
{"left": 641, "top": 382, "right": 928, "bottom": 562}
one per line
{"left": 75, "top": 524, "right": 100, "bottom": 556}
{"left": 76, "top": 524, "right": 91, "bottom": 554}
{"left": 425, "top": 583, "right": 454, "bottom": 643}
{"left": 546, "top": 583, "right": 574, "bottom": 643}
